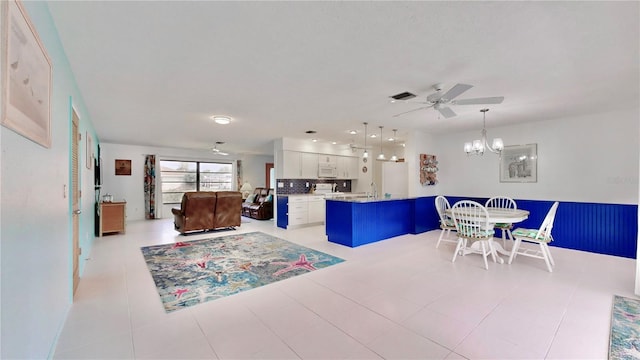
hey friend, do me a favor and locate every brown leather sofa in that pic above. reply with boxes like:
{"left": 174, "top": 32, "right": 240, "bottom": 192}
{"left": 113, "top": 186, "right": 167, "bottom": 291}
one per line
{"left": 247, "top": 188, "right": 274, "bottom": 220}
{"left": 171, "top": 191, "right": 242, "bottom": 234}
{"left": 242, "top": 187, "right": 264, "bottom": 217}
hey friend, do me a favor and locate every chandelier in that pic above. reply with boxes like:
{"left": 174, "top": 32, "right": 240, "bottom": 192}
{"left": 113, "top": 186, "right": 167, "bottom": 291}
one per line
{"left": 464, "top": 108, "right": 503, "bottom": 156}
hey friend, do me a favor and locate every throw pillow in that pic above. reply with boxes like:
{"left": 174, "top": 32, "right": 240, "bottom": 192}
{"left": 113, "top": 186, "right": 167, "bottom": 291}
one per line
{"left": 245, "top": 194, "right": 255, "bottom": 203}
{"left": 266, "top": 194, "right": 273, "bottom": 202}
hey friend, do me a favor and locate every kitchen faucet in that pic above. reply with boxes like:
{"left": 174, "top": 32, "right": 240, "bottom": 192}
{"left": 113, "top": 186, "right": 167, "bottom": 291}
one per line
{"left": 369, "top": 181, "right": 378, "bottom": 199}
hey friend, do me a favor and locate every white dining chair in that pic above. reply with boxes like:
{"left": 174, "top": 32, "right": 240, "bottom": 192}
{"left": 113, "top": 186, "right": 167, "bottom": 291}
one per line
{"left": 435, "top": 195, "right": 457, "bottom": 248}
{"left": 485, "top": 196, "right": 517, "bottom": 248}
{"left": 450, "top": 200, "right": 496, "bottom": 270}
{"left": 508, "top": 201, "right": 559, "bottom": 272}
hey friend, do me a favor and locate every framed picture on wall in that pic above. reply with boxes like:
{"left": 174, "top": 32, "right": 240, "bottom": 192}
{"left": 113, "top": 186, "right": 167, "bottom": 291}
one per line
{"left": 86, "top": 132, "right": 92, "bottom": 169}
{"left": 115, "top": 159, "right": 131, "bottom": 176}
{"left": 499, "top": 144, "right": 537, "bottom": 183}
{"left": 1, "top": 0, "right": 52, "bottom": 148}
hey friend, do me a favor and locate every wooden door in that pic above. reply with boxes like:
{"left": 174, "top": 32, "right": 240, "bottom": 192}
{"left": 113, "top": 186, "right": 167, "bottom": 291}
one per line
{"left": 265, "top": 162, "right": 274, "bottom": 188}
{"left": 72, "top": 109, "right": 80, "bottom": 295}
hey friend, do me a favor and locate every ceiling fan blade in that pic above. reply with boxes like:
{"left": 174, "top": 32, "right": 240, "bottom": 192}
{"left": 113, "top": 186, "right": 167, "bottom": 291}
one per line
{"left": 439, "top": 83, "right": 473, "bottom": 101}
{"left": 452, "top": 96, "right": 505, "bottom": 105}
{"left": 437, "top": 106, "right": 457, "bottom": 118}
{"left": 392, "top": 106, "right": 431, "bottom": 118}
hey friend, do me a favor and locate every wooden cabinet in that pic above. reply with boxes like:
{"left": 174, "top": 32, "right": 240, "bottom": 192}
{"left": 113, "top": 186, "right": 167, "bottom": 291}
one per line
{"left": 337, "top": 156, "right": 359, "bottom": 179}
{"left": 100, "top": 201, "right": 126, "bottom": 236}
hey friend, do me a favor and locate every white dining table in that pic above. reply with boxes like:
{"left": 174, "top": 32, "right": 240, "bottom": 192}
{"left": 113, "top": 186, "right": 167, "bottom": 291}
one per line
{"left": 446, "top": 207, "right": 530, "bottom": 263}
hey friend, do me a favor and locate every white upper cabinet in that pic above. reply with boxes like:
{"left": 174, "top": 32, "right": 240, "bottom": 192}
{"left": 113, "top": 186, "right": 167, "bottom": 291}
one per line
{"left": 336, "top": 156, "right": 359, "bottom": 179}
{"left": 300, "top": 152, "right": 319, "bottom": 178}
{"left": 282, "top": 151, "right": 356, "bottom": 179}
{"left": 282, "top": 150, "right": 302, "bottom": 178}
{"left": 318, "top": 154, "right": 337, "bottom": 165}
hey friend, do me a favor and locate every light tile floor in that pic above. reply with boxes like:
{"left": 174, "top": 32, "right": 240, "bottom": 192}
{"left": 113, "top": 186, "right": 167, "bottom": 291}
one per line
{"left": 54, "top": 217, "right": 637, "bottom": 359}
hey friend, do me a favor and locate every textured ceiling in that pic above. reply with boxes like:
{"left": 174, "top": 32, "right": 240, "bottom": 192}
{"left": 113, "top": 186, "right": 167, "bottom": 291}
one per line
{"left": 47, "top": 1, "right": 639, "bottom": 155}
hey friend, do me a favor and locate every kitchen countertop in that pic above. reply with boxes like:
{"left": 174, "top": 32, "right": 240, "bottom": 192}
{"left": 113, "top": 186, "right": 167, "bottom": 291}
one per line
{"left": 326, "top": 196, "right": 411, "bottom": 203}
{"left": 276, "top": 192, "right": 368, "bottom": 198}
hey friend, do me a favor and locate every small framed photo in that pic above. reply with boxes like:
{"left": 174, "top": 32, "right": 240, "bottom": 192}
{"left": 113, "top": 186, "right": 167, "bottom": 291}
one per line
{"left": 499, "top": 144, "right": 537, "bottom": 183}
{"left": 115, "top": 159, "right": 131, "bottom": 176}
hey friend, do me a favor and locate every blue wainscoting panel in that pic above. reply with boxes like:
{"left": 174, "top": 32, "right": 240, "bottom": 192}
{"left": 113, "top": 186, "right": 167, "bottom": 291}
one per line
{"left": 432, "top": 197, "right": 637, "bottom": 258}
{"left": 326, "top": 199, "right": 413, "bottom": 247}
{"left": 515, "top": 200, "right": 638, "bottom": 259}
{"left": 276, "top": 196, "right": 288, "bottom": 229}
{"left": 325, "top": 200, "right": 355, "bottom": 247}
{"left": 410, "top": 196, "right": 439, "bottom": 234}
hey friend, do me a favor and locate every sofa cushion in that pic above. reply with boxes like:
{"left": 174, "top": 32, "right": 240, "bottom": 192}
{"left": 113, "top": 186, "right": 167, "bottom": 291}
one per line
{"left": 245, "top": 194, "right": 256, "bottom": 203}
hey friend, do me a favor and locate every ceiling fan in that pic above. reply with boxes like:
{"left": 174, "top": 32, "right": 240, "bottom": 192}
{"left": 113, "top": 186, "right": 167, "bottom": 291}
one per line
{"left": 212, "top": 141, "right": 229, "bottom": 156}
{"left": 390, "top": 83, "right": 504, "bottom": 119}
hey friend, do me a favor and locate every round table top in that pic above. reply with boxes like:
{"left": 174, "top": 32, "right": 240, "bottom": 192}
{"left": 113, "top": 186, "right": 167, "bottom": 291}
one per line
{"left": 446, "top": 207, "right": 529, "bottom": 224}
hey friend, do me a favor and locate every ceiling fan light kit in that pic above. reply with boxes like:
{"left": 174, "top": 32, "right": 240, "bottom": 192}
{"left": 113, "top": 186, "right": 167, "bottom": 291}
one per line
{"left": 464, "top": 108, "right": 503, "bottom": 157}
{"left": 391, "top": 83, "right": 504, "bottom": 119}
{"left": 212, "top": 141, "right": 229, "bottom": 156}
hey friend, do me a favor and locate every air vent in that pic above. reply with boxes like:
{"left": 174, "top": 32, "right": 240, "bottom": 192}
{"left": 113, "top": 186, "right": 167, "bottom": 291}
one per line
{"left": 390, "top": 91, "right": 416, "bottom": 101}
{"left": 305, "top": 130, "right": 317, "bottom": 134}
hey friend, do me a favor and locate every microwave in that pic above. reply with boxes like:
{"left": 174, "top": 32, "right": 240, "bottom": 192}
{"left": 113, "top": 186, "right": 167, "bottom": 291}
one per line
{"left": 318, "top": 163, "right": 337, "bottom": 178}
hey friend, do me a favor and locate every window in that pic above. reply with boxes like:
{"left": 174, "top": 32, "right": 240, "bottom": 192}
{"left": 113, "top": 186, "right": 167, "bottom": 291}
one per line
{"left": 160, "top": 160, "right": 233, "bottom": 204}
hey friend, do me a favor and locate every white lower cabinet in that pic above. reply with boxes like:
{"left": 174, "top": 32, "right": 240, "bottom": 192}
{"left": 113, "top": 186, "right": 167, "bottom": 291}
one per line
{"left": 287, "top": 195, "right": 325, "bottom": 228}
{"left": 287, "top": 196, "right": 308, "bottom": 226}
{"left": 307, "top": 196, "right": 325, "bottom": 224}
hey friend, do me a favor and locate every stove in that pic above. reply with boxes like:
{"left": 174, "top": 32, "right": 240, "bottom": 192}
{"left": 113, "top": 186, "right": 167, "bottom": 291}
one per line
{"left": 314, "top": 183, "right": 335, "bottom": 195}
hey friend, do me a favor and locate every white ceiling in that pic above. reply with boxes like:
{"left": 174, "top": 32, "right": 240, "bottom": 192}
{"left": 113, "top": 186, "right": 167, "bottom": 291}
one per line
{"left": 47, "top": 1, "right": 639, "bottom": 156}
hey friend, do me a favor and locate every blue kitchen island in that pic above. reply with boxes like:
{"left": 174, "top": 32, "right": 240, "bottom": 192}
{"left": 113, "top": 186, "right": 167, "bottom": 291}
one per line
{"left": 325, "top": 197, "right": 436, "bottom": 247}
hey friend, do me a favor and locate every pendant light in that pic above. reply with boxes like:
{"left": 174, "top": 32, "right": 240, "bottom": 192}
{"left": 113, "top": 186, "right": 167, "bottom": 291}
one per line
{"left": 390, "top": 129, "right": 398, "bottom": 162}
{"left": 377, "top": 126, "right": 386, "bottom": 160}
{"left": 362, "top": 122, "right": 369, "bottom": 159}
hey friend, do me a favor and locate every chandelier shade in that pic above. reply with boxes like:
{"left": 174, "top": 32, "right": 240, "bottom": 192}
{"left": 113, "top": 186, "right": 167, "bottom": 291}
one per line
{"left": 464, "top": 109, "right": 503, "bottom": 156}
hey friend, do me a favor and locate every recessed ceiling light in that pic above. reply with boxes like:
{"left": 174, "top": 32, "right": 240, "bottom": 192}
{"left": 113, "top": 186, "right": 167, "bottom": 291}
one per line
{"left": 312, "top": 139, "right": 317, "bottom": 142}
{"left": 349, "top": 130, "right": 357, "bottom": 135}
{"left": 332, "top": 141, "right": 337, "bottom": 145}
{"left": 211, "top": 115, "right": 231, "bottom": 125}
{"left": 370, "top": 134, "right": 377, "bottom": 138}
{"left": 388, "top": 137, "right": 395, "bottom": 141}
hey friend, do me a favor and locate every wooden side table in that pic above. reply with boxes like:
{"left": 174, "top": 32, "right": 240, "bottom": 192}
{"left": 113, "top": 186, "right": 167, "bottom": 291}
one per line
{"left": 100, "top": 201, "right": 126, "bottom": 236}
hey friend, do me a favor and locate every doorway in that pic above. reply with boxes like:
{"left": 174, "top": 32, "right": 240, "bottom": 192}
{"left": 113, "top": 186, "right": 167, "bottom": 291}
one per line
{"left": 72, "top": 109, "right": 81, "bottom": 295}
{"left": 265, "top": 163, "right": 274, "bottom": 189}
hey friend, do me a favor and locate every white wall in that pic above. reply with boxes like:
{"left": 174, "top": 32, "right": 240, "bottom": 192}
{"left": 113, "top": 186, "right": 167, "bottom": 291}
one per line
{"left": 238, "top": 153, "right": 273, "bottom": 189}
{"left": 101, "top": 143, "right": 273, "bottom": 221}
{"left": 405, "top": 131, "right": 441, "bottom": 198}
{"left": 0, "top": 2, "right": 99, "bottom": 358}
{"left": 433, "top": 108, "right": 639, "bottom": 204}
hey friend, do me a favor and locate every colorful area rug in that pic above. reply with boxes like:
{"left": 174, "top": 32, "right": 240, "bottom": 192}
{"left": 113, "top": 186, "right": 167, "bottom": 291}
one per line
{"left": 610, "top": 295, "right": 640, "bottom": 359}
{"left": 141, "top": 231, "right": 345, "bottom": 312}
